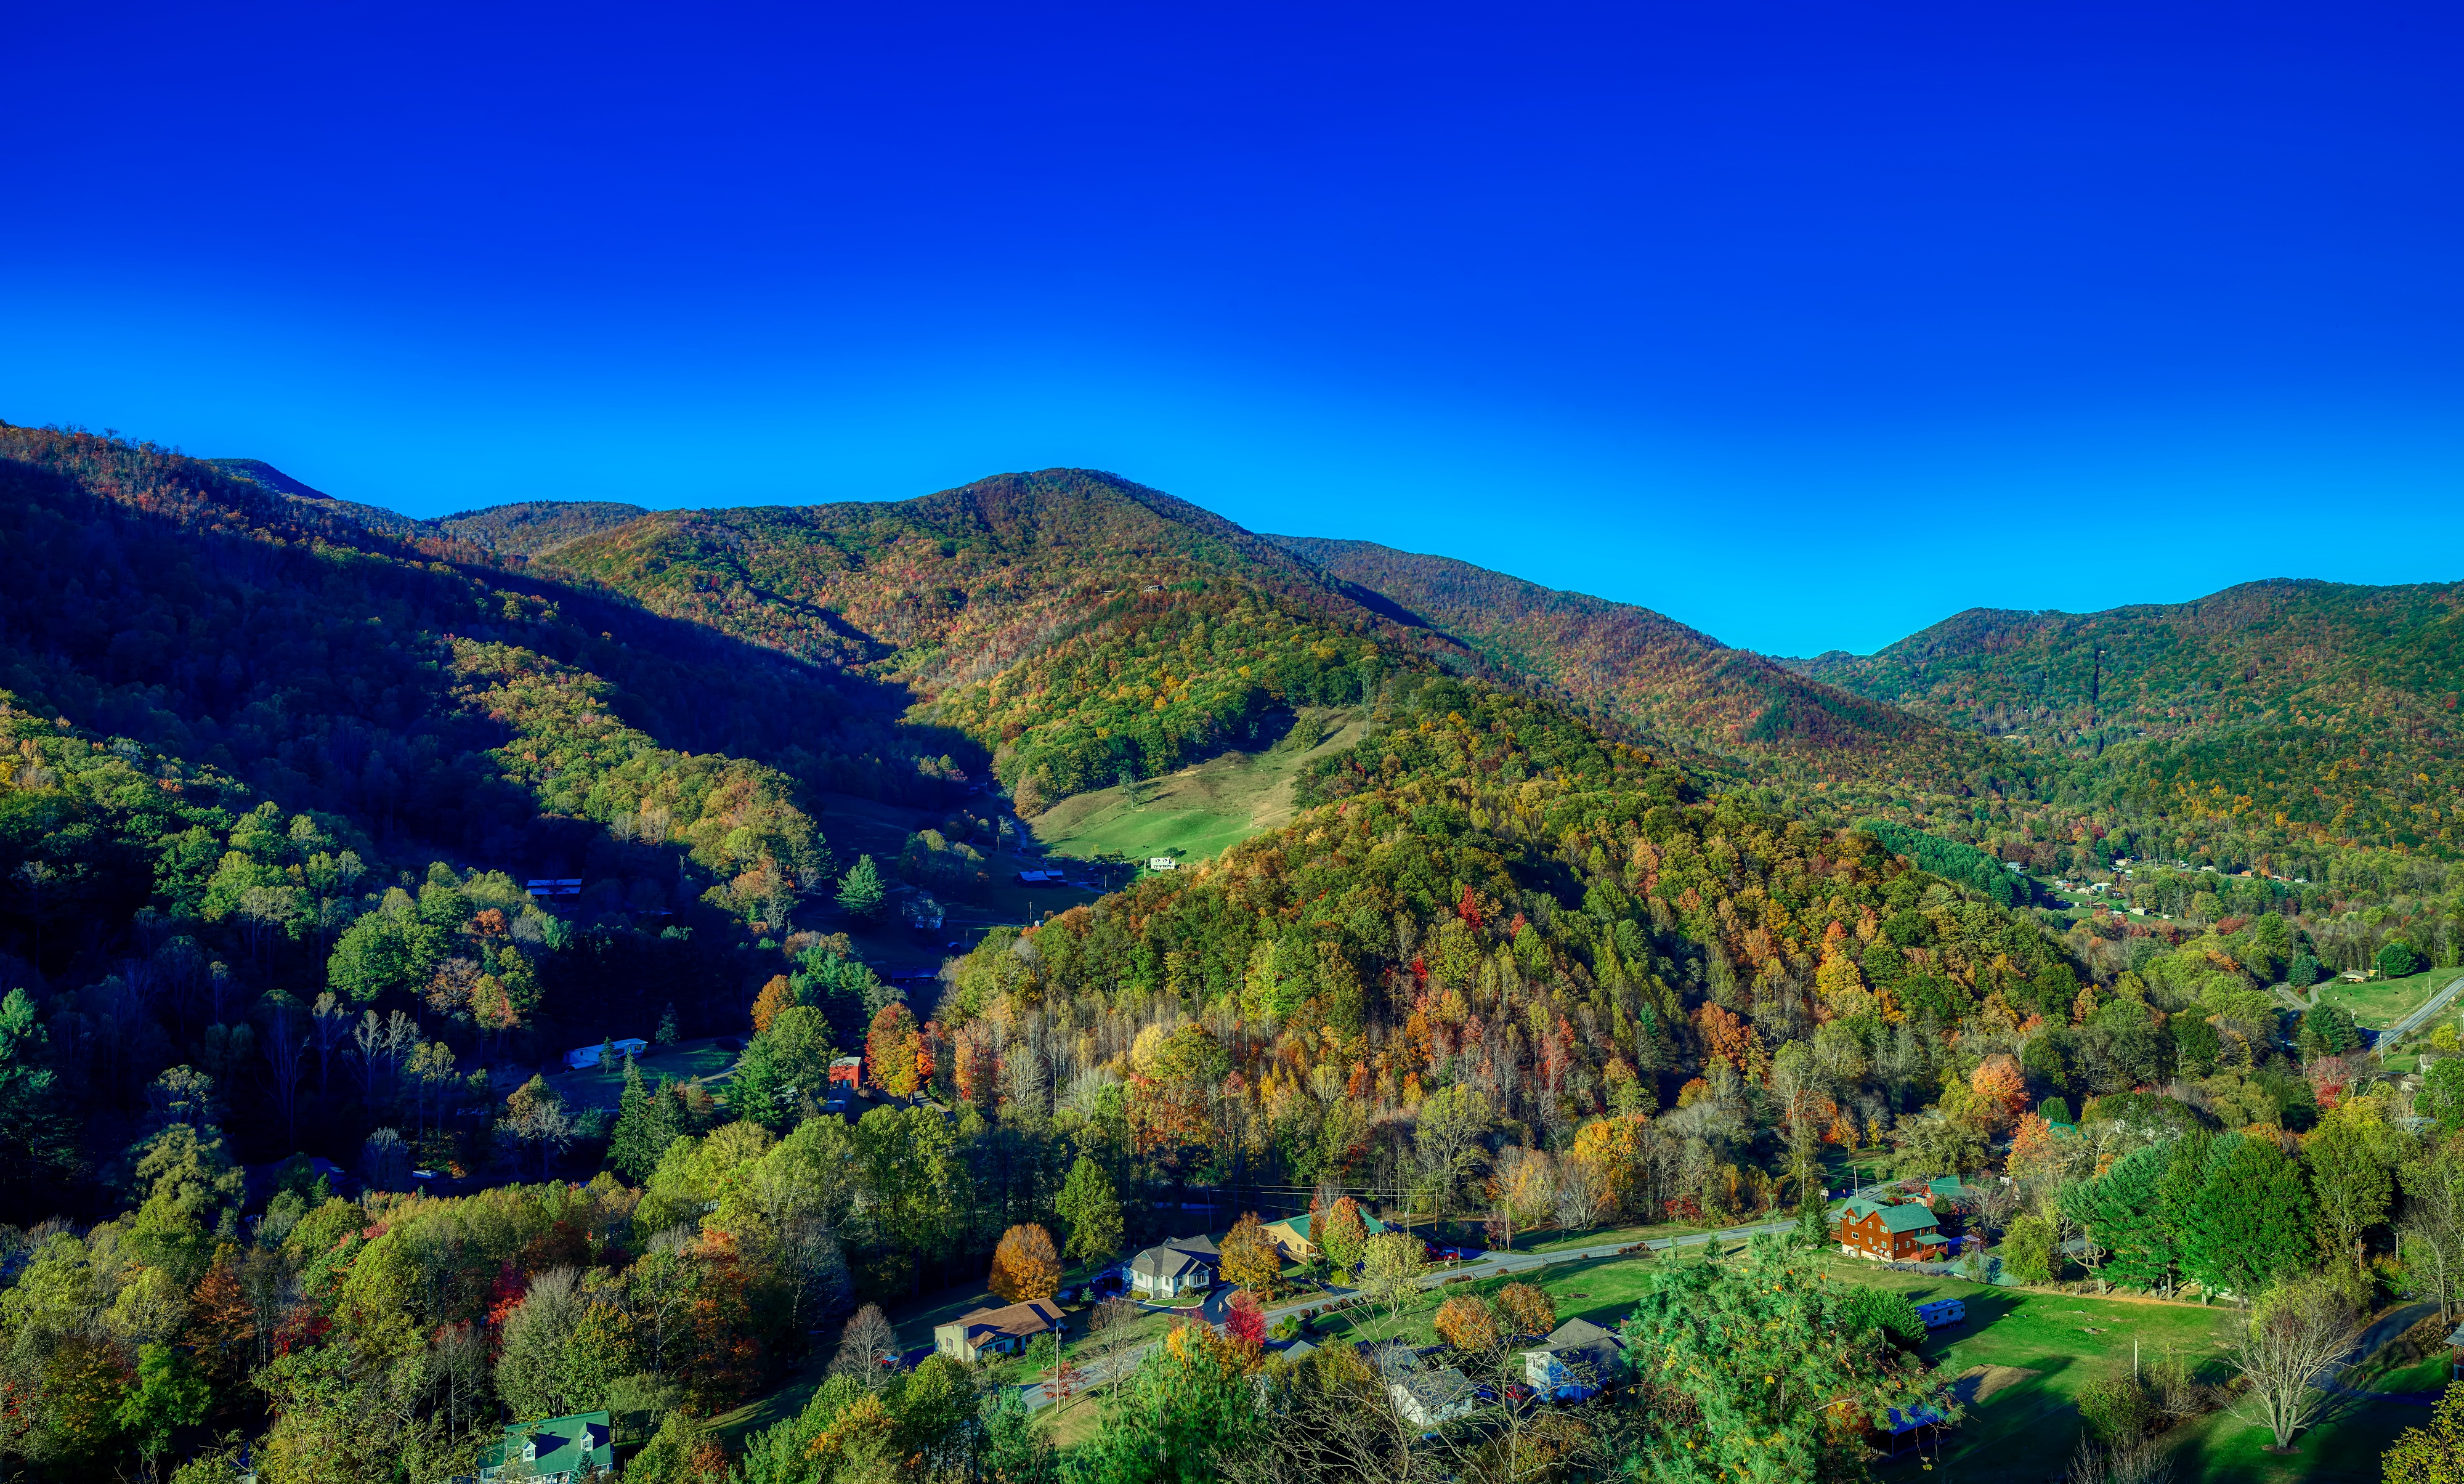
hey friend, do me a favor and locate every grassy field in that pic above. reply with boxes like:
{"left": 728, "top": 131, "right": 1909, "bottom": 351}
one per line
{"left": 2310, "top": 967, "right": 2458, "bottom": 1029}
{"left": 1032, "top": 707, "right": 1368, "bottom": 866}
{"left": 1828, "top": 1262, "right": 2242, "bottom": 1482}
{"left": 541, "top": 1036, "right": 739, "bottom": 1111}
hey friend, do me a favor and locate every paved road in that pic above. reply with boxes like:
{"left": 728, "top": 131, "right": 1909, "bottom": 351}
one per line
{"left": 2375, "top": 972, "right": 2464, "bottom": 1050}
{"left": 1020, "top": 1219, "right": 1796, "bottom": 1411}
{"left": 2318, "top": 1302, "right": 2442, "bottom": 1405}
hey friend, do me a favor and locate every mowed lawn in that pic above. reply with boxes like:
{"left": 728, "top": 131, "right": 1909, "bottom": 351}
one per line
{"left": 2311, "top": 967, "right": 2458, "bottom": 1029}
{"left": 1819, "top": 1262, "right": 2245, "bottom": 1483}
{"left": 543, "top": 1036, "right": 739, "bottom": 1111}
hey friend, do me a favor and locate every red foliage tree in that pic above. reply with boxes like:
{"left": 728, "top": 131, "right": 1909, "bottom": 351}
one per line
{"left": 1225, "top": 1289, "right": 1266, "bottom": 1348}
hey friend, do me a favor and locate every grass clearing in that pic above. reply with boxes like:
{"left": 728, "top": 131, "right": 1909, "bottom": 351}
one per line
{"left": 2311, "top": 968, "right": 2458, "bottom": 1029}
{"left": 543, "top": 1036, "right": 739, "bottom": 1110}
{"left": 1032, "top": 707, "right": 1368, "bottom": 865}
{"left": 1822, "top": 1261, "right": 2239, "bottom": 1482}
{"left": 2158, "top": 1397, "right": 2421, "bottom": 1483}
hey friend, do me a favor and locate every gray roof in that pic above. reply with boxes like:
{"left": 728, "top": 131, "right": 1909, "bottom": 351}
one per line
{"left": 1541, "top": 1317, "right": 1620, "bottom": 1352}
{"left": 1393, "top": 1366, "right": 1475, "bottom": 1409}
{"left": 1131, "top": 1240, "right": 1216, "bottom": 1279}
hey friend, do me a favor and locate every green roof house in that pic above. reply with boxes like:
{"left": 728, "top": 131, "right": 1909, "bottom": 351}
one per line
{"left": 475, "top": 1412, "right": 613, "bottom": 1483}
{"left": 1832, "top": 1198, "right": 1945, "bottom": 1261}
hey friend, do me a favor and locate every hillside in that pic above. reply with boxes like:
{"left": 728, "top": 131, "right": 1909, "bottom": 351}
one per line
{"left": 1789, "top": 579, "right": 2464, "bottom": 854}
{"left": 535, "top": 470, "right": 1451, "bottom": 690}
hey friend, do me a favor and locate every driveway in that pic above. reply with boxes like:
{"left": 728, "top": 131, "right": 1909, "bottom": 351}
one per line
{"left": 1021, "top": 1218, "right": 1795, "bottom": 1411}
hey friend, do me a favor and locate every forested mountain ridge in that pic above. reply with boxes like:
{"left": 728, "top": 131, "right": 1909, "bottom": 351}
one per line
{"left": 1788, "top": 578, "right": 2464, "bottom": 855}
{"left": 531, "top": 470, "right": 1462, "bottom": 694}
{"left": 5, "top": 420, "right": 2463, "bottom": 1484}
{"left": 1269, "top": 534, "right": 2009, "bottom": 778}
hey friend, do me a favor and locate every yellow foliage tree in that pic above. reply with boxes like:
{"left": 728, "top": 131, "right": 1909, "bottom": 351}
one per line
{"left": 1433, "top": 1295, "right": 1499, "bottom": 1354}
{"left": 988, "top": 1223, "right": 1064, "bottom": 1303}
{"left": 1218, "top": 1212, "right": 1283, "bottom": 1297}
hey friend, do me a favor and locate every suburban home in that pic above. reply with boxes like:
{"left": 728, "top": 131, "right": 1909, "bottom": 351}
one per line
{"left": 564, "top": 1037, "right": 649, "bottom": 1070}
{"left": 1389, "top": 1366, "right": 1477, "bottom": 1429}
{"left": 1259, "top": 1210, "right": 1388, "bottom": 1262}
{"left": 934, "top": 1299, "right": 1066, "bottom": 1363}
{"left": 1520, "top": 1316, "right": 1624, "bottom": 1400}
{"left": 469, "top": 1411, "right": 613, "bottom": 1483}
{"left": 1148, "top": 857, "right": 1178, "bottom": 871}
{"left": 1278, "top": 1337, "right": 1319, "bottom": 1363}
{"left": 1128, "top": 1233, "right": 1220, "bottom": 1300}
{"left": 1832, "top": 1196, "right": 1948, "bottom": 1260}
{"left": 829, "top": 1055, "right": 864, "bottom": 1093}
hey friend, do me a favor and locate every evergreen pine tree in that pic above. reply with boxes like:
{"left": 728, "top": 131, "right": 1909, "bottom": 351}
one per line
{"left": 837, "top": 855, "right": 886, "bottom": 922}
{"left": 607, "top": 1056, "right": 660, "bottom": 1180}
{"left": 1056, "top": 1155, "right": 1125, "bottom": 1262}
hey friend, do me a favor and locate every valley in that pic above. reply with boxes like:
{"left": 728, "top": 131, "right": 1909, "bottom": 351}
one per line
{"left": 0, "top": 424, "right": 2457, "bottom": 1484}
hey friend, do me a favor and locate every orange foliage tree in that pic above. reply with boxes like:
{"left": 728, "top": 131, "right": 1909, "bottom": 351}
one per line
{"left": 1971, "top": 1055, "right": 2029, "bottom": 1130}
{"left": 1433, "top": 1295, "right": 1499, "bottom": 1353}
{"left": 989, "top": 1223, "right": 1064, "bottom": 1303}
{"left": 867, "top": 1003, "right": 923, "bottom": 1098}
{"left": 750, "top": 975, "right": 796, "bottom": 1034}
{"left": 1492, "top": 1281, "right": 1554, "bottom": 1340}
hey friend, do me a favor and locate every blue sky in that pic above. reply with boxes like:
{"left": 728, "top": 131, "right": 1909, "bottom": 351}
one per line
{"left": 4, "top": 2, "right": 2460, "bottom": 655}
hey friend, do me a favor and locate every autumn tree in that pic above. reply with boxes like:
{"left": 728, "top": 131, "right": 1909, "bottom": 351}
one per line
{"left": 1492, "top": 1281, "right": 1554, "bottom": 1340}
{"left": 865, "top": 1002, "right": 923, "bottom": 1099}
{"left": 1433, "top": 1295, "right": 1499, "bottom": 1354}
{"left": 2224, "top": 1275, "right": 2364, "bottom": 1451}
{"left": 1225, "top": 1289, "right": 1266, "bottom": 1350}
{"left": 1219, "top": 1213, "right": 1284, "bottom": 1298}
{"left": 2385, "top": 1386, "right": 2464, "bottom": 1483}
{"left": 989, "top": 1223, "right": 1064, "bottom": 1304}
{"left": 750, "top": 975, "right": 796, "bottom": 1034}
{"left": 1316, "top": 1196, "right": 1370, "bottom": 1272}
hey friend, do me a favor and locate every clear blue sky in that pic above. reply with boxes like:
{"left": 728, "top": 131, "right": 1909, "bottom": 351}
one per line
{"left": 4, "top": 2, "right": 2460, "bottom": 655}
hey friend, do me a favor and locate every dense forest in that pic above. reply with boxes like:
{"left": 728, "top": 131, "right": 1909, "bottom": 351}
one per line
{"left": 4, "top": 423, "right": 2463, "bottom": 1483}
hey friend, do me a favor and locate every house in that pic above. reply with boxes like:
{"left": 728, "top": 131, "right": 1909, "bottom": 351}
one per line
{"left": 1520, "top": 1316, "right": 1624, "bottom": 1400}
{"left": 829, "top": 1055, "right": 864, "bottom": 1093}
{"left": 1147, "top": 857, "right": 1178, "bottom": 871}
{"left": 525, "top": 878, "right": 582, "bottom": 899}
{"left": 564, "top": 1037, "right": 650, "bottom": 1071}
{"left": 2448, "top": 1323, "right": 2464, "bottom": 1381}
{"left": 1918, "top": 1177, "right": 1968, "bottom": 1209}
{"left": 1128, "top": 1233, "right": 1220, "bottom": 1300}
{"left": 1832, "top": 1197, "right": 1948, "bottom": 1261}
{"left": 1277, "top": 1337, "right": 1319, "bottom": 1363}
{"left": 1259, "top": 1210, "right": 1389, "bottom": 1262}
{"left": 472, "top": 1411, "right": 613, "bottom": 1483}
{"left": 1016, "top": 868, "right": 1065, "bottom": 886}
{"left": 933, "top": 1299, "right": 1066, "bottom": 1363}
{"left": 1388, "top": 1366, "right": 1477, "bottom": 1429}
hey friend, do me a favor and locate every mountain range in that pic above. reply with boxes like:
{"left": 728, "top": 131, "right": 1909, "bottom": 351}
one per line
{"left": 7, "top": 426, "right": 2458, "bottom": 892}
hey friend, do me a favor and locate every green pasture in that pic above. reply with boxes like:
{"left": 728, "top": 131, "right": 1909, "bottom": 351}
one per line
{"left": 2311, "top": 967, "right": 2456, "bottom": 1029}
{"left": 1032, "top": 707, "right": 1368, "bottom": 866}
{"left": 543, "top": 1036, "right": 739, "bottom": 1111}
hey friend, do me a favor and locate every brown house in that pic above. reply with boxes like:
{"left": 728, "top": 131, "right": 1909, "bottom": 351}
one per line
{"left": 1832, "top": 1197, "right": 1948, "bottom": 1261}
{"left": 933, "top": 1299, "right": 1066, "bottom": 1363}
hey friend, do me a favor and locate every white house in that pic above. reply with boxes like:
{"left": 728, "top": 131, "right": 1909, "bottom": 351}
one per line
{"left": 1148, "top": 857, "right": 1178, "bottom": 872}
{"left": 565, "top": 1037, "right": 650, "bottom": 1070}
{"left": 1128, "top": 1234, "right": 1219, "bottom": 1300}
{"left": 1389, "top": 1366, "right": 1477, "bottom": 1429}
